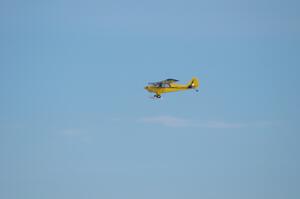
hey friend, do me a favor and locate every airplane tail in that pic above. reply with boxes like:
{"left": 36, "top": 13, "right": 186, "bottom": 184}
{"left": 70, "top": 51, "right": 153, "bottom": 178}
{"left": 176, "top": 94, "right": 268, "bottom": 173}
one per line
{"left": 187, "top": 77, "right": 199, "bottom": 89}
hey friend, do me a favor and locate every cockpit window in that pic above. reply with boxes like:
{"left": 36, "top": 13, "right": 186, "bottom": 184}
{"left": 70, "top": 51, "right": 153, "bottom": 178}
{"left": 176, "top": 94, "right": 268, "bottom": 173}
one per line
{"left": 161, "top": 83, "right": 170, "bottom": 88}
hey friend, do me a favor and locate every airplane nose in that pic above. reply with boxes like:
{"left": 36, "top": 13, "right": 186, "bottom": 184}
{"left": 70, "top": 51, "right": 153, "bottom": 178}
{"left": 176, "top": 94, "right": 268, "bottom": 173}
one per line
{"left": 144, "top": 86, "right": 148, "bottom": 90}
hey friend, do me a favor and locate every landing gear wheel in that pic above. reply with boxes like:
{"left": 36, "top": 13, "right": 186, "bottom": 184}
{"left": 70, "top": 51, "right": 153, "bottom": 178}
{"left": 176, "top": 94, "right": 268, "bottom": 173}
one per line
{"left": 154, "top": 94, "right": 161, "bottom": 98}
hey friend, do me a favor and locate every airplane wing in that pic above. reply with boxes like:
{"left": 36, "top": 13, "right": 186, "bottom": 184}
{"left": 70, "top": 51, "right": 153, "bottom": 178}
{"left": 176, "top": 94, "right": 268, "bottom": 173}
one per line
{"left": 163, "top": 79, "right": 179, "bottom": 84}
{"left": 148, "top": 79, "right": 179, "bottom": 87}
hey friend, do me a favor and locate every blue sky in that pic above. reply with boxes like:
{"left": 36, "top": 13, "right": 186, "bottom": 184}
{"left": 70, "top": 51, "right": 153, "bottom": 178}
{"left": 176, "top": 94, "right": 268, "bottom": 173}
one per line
{"left": 1, "top": 0, "right": 300, "bottom": 198}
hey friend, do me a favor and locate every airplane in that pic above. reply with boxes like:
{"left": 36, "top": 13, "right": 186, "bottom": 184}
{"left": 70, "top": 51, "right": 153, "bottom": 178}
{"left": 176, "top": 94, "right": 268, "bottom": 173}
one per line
{"left": 144, "top": 77, "right": 199, "bottom": 98}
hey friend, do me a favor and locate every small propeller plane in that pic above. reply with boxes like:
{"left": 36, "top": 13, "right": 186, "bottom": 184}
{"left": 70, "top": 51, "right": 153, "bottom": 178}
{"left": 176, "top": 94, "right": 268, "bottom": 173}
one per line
{"left": 144, "top": 77, "right": 199, "bottom": 98}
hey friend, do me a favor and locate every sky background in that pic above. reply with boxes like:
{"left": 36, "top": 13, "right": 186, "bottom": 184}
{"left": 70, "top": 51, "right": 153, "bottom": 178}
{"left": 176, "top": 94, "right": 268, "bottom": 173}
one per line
{"left": 1, "top": 0, "right": 300, "bottom": 198}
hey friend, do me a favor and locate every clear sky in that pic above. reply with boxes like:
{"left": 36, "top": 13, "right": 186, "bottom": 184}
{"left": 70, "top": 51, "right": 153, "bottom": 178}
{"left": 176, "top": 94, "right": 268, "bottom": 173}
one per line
{"left": 1, "top": 0, "right": 300, "bottom": 198}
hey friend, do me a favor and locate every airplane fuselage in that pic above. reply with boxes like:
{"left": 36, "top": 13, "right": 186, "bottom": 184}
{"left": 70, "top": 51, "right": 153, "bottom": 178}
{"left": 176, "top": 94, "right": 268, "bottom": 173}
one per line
{"left": 144, "top": 84, "right": 190, "bottom": 96}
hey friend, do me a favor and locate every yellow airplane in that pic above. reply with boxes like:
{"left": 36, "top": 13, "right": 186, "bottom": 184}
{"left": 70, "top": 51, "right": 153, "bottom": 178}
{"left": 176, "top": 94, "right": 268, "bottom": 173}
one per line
{"left": 144, "top": 77, "right": 199, "bottom": 98}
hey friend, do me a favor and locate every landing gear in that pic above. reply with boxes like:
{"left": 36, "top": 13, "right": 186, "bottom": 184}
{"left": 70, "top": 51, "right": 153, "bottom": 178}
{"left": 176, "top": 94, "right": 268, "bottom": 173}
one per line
{"left": 154, "top": 94, "right": 161, "bottom": 98}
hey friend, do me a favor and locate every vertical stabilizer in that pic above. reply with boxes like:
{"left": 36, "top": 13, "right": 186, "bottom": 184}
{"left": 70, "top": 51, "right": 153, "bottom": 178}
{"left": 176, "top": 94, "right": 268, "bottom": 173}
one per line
{"left": 187, "top": 77, "right": 199, "bottom": 89}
